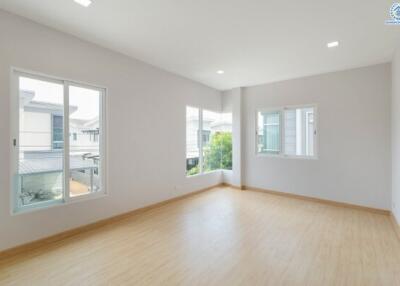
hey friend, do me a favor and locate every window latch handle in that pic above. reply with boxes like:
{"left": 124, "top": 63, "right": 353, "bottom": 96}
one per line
{"left": 13, "top": 139, "right": 17, "bottom": 147}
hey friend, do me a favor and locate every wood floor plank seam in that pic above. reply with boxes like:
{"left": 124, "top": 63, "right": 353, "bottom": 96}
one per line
{"left": 0, "top": 183, "right": 222, "bottom": 259}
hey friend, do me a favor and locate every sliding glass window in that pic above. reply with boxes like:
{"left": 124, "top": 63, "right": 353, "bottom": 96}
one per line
{"left": 202, "top": 110, "right": 233, "bottom": 172}
{"left": 186, "top": 106, "right": 232, "bottom": 176}
{"left": 68, "top": 85, "right": 102, "bottom": 197}
{"left": 256, "top": 105, "right": 317, "bottom": 158}
{"left": 11, "top": 70, "right": 106, "bottom": 213}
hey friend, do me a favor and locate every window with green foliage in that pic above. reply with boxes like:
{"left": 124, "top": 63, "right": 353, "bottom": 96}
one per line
{"left": 186, "top": 106, "right": 232, "bottom": 176}
{"left": 203, "top": 132, "right": 232, "bottom": 171}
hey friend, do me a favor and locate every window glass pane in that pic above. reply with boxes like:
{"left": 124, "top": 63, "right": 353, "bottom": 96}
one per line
{"left": 220, "top": 113, "right": 233, "bottom": 170}
{"left": 69, "top": 85, "right": 101, "bottom": 197}
{"left": 284, "top": 109, "right": 297, "bottom": 155}
{"left": 202, "top": 110, "right": 233, "bottom": 172}
{"left": 52, "top": 115, "right": 64, "bottom": 149}
{"left": 186, "top": 107, "right": 200, "bottom": 176}
{"left": 306, "top": 112, "right": 315, "bottom": 156}
{"left": 257, "top": 111, "right": 281, "bottom": 154}
{"left": 284, "top": 107, "right": 315, "bottom": 156}
{"left": 18, "top": 77, "right": 64, "bottom": 207}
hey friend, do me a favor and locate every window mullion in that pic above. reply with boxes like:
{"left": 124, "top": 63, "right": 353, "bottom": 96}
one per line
{"left": 199, "top": 108, "right": 203, "bottom": 174}
{"left": 11, "top": 72, "right": 20, "bottom": 212}
{"left": 63, "top": 82, "right": 70, "bottom": 202}
{"left": 100, "top": 89, "right": 105, "bottom": 192}
{"left": 281, "top": 109, "right": 285, "bottom": 156}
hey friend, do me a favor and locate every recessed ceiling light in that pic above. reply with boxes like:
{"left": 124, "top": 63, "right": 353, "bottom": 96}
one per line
{"left": 327, "top": 41, "right": 339, "bottom": 48}
{"left": 216, "top": 70, "right": 225, "bottom": 74}
{"left": 74, "top": 0, "right": 92, "bottom": 7}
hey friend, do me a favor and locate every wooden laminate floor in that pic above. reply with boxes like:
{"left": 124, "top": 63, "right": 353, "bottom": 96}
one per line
{"left": 1, "top": 187, "right": 400, "bottom": 286}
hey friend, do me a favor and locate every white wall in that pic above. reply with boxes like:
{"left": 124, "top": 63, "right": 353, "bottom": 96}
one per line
{"left": 392, "top": 47, "right": 400, "bottom": 223}
{"left": 0, "top": 10, "right": 222, "bottom": 251}
{"left": 242, "top": 64, "right": 391, "bottom": 210}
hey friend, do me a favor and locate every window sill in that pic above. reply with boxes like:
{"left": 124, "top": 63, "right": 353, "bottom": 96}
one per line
{"left": 256, "top": 153, "right": 319, "bottom": 160}
{"left": 12, "top": 191, "right": 108, "bottom": 216}
{"left": 186, "top": 169, "right": 223, "bottom": 178}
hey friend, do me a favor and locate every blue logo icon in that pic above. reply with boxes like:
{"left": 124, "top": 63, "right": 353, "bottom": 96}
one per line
{"left": 386, "top": 3, "right": 400, "bottom": 25}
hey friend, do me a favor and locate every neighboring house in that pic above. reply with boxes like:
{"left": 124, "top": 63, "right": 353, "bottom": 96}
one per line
{"left": 394, "top": 6, "right": 400, "bottom": 18}
{"left": 210, "top": 114, "right": 233, "bottom": 133}
{"left": 70, "top": 117, "right": 100, "bottom": 155}
{"left": 186, "top": 112, "right": 232, "bottom": 168}
{"left": 19, "top": 90, "right": 75, "bottom": 154}
{"left": 20, "top": 90, "right": 99, "bottom": 156}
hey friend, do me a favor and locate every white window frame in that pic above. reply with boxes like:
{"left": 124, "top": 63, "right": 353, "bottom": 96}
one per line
{"left": 10, "top": 67, "right": 108, "bottom": 215}
{"left": 255, "top": 104, "right": 318, "bottom": 160}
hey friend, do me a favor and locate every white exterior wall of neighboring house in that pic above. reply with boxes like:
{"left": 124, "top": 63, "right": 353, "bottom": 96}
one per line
{"left": 21, "top": 111, "right": 52, "bottom": 152}
{"left": 186, "top": 116, "right": 199, "bottom": 159}
{"left": 19, "top": 90, "right": 52, "bottom": 154}
{"left": 70, "top": 118, "right": 100, "bottom": 155}
{"left": 20, "top": 90, "right": 100, "bottom": 156}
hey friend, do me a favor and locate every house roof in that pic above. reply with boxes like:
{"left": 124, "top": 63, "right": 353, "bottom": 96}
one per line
{"left": 19, "top": 156, "right": 97, "bottom": 175}
{"left": 20, "top": 90, "right": 78, "bottom": 114}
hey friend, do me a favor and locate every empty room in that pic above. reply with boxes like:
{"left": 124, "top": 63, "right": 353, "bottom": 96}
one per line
{"left": 0, "top": 0, "right": 400, "bottom": 285}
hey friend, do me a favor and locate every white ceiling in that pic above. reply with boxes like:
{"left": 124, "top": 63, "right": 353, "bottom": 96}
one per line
{"left": 0, "top": 0, "right": 399, "bottom": 90}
